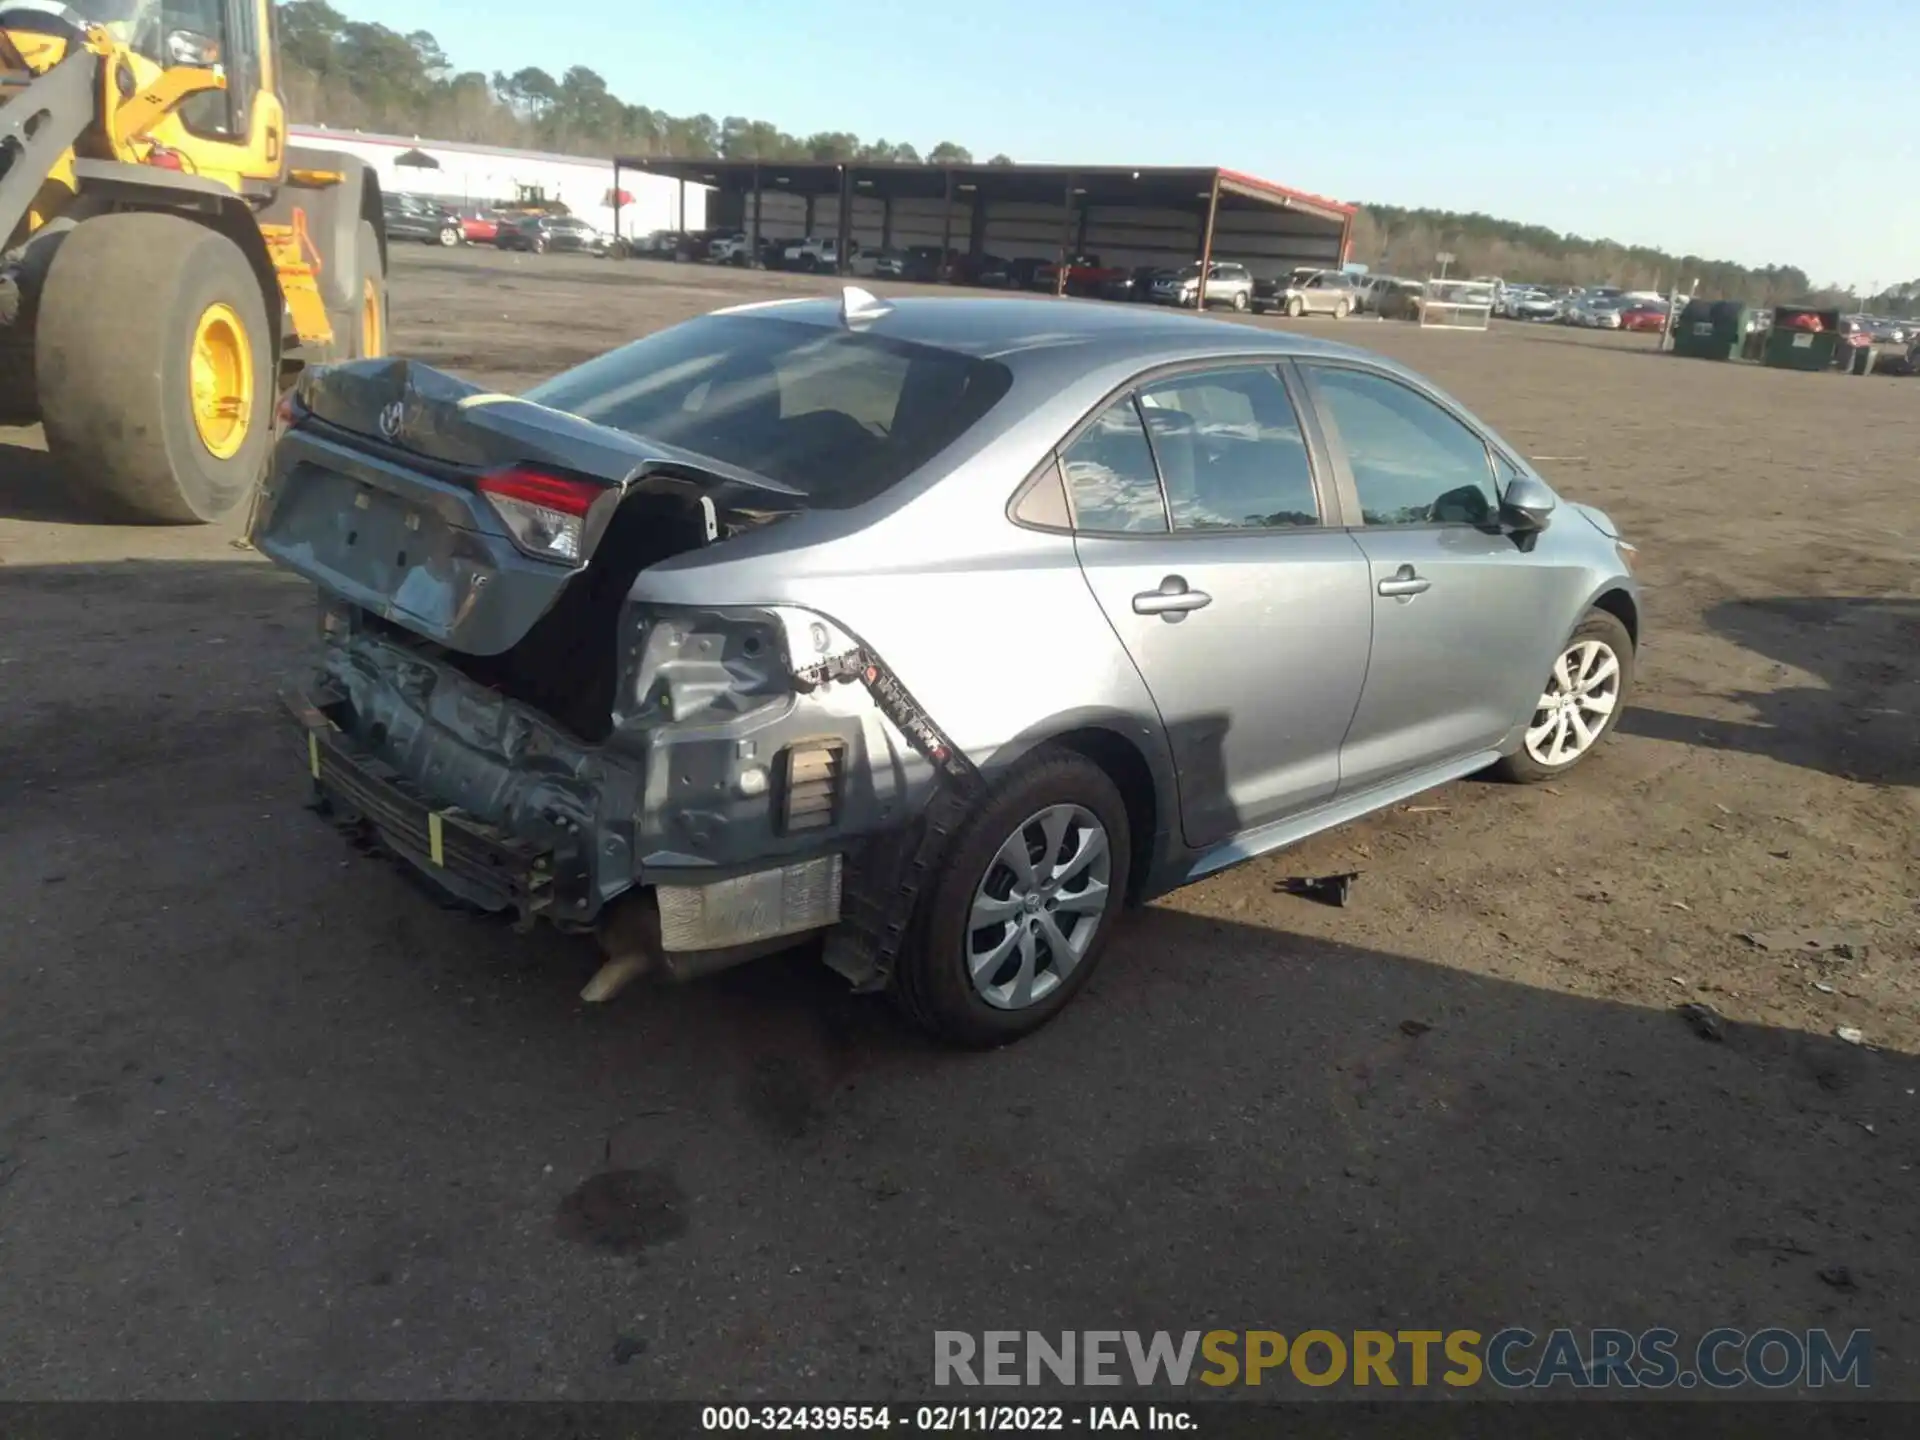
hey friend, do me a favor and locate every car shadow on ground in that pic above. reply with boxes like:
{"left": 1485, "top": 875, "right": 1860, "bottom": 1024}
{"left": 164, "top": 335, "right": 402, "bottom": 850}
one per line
{"left": 0, "top": 434, "right": 110, "bottom": 525}
{"left": 1621, "top": 597, "right": 1920, "bottom": 787}
{"left": 0, "top": 558, "right": 1912, "bottom": 1401}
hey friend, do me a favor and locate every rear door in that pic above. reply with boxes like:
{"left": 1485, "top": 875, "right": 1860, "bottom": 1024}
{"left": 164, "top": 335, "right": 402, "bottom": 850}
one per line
{"left": 1297, "top": 362, "right": 1585, "bottom": 792}
{"left": 1065, "top": 363, "right": 1373, "bottom": 849}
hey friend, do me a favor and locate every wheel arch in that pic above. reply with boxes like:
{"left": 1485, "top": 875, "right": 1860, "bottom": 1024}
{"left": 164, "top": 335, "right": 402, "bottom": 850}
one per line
{"left": 66, "top": 162, "right": 284, "bottom": 361}
{"left": 983, "top": 712, "right": 1179, "bottom": 905}
{"left": 1588, "top": 585, "right": 1640, "bottom": 648}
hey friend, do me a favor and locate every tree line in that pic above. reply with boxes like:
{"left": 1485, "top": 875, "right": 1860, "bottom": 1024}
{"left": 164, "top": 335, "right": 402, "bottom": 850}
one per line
{"left": 279, "top": 2, "right": 1896, "bottom": 310}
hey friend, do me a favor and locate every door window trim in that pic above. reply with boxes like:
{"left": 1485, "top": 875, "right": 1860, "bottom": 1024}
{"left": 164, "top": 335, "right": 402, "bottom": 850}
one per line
{"left": 1296, "top": 359, "right": 1507, "bottom": 534}
{"left": 1013, "top": 356, "right": 1346, "bottom": 538}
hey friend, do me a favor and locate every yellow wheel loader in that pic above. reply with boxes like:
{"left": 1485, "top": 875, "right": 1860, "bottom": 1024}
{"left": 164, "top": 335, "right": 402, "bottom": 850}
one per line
{"left": 0, "top": 0, "right": 387, "bottom": 522}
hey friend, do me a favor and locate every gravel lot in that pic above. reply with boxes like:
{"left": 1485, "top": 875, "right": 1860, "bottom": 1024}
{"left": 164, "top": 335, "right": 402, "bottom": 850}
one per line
{"left": 1, "top": 246, "right": 1915, "bottom": 1400}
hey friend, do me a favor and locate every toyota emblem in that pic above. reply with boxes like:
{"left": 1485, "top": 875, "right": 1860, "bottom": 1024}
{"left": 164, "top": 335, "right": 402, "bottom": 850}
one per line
{"left": 378, "top": 400, "right": 404, "bottom": 441}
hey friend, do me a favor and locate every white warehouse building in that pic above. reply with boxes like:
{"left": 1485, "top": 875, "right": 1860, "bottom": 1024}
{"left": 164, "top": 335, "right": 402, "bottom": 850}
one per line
{"left": 288, "top": 126, "right": 706, "bottom": 240}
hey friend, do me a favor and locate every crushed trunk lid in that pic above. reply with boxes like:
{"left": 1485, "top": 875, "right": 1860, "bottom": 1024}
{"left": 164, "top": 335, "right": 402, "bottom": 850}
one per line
{"left": 250, "top": 358, "right": 804, "bottom": 657}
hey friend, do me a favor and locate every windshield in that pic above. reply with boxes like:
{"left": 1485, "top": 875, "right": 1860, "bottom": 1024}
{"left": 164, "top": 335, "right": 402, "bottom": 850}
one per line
{"left": 12, "top": 0, "right": 218, "bottom": 60}
{"left": 523, "top": 314, "right": 1014, "bottom": 509}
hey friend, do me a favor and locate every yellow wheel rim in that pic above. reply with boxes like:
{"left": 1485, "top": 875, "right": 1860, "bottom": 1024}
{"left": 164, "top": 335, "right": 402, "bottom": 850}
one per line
{"left": 189, "top": 302, "right": 254, "bottom": 460}
{"left": 361, "top": 278, "right": 384, "bottom": 357}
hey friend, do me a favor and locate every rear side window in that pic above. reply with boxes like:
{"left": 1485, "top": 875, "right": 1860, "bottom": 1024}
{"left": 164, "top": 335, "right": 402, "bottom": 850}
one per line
{"left": 1136, "top": 367, "right": 1318, "bottom": 530}
{"left": 523, "top": 314, "right": 1013, "bottom": 508}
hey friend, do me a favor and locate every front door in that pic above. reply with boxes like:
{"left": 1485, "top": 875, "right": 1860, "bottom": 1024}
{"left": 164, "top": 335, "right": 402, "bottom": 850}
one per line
{"left": 1064, "top": 365, "right": 1373, "bottom": 849}
{"left": 1298, "top": 362, "right": 1585, "bottom": 793}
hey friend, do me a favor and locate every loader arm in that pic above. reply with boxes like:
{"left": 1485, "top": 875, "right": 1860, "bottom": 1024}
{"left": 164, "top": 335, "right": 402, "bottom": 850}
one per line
{"left": 0, "top": 47, "right": 94, "bottom": 249}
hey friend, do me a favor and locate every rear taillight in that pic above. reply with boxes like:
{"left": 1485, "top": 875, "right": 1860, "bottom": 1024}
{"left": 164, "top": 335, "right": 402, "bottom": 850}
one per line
{"left": 477, "top": 466, "right": 602, "bottom": 563}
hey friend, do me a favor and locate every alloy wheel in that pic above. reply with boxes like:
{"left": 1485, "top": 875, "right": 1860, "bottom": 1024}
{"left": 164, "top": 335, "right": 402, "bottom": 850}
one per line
{"left": 1525, "top": 638, "right": 1621, "bottom": 766}
{"left": 965, "top": 804, "right": 1111, "bottom": 1011}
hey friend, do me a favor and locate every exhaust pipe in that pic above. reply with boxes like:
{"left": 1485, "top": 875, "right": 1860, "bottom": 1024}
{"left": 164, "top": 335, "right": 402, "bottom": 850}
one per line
{"left": 582, "top": 895, "right": 660, "bottom": 1003}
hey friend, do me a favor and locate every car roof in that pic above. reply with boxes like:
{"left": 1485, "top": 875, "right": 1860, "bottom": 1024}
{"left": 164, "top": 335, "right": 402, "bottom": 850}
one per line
{"left": 714, "top": 293, "right": 1374, "bottom": 365}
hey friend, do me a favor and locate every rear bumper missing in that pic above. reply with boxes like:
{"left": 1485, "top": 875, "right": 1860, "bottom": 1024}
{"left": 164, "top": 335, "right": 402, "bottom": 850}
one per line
{"left": 288, "top": 689, "right": 560, "bottom": 920}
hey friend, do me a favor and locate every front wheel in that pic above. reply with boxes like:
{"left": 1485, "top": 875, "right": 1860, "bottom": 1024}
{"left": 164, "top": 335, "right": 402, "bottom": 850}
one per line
{"left": 892, "top": 749, "right": 1132, "bottom": 1048}
{"left": 1286, "top": 296, "right": 1305, "bottom": 318}
{"left": 438, "top": 225, "right": 460, "bottom": 247}
{"left": 531, "top": 236, "right": 548, "bottom": 254}
{"left": 1490, "top": 609, "right": 1635, "bottom": 783}
{"left": 36, "top": 211, "right": 273, "bottom": 523}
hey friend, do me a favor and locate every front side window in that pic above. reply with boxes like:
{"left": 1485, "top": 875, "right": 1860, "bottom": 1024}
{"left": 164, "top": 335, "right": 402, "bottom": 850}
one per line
{"left": 1059, "top": 399, "right": 1168, "bottom": 534}
{"left": 523, "top": 314, "right": 1012, "bottom": 508}
{"left": 1136, "top": 367, "right": 1319, "bottom": 530}
{"left": 1306, "top": 366, "right": 1499, "bottom": 527}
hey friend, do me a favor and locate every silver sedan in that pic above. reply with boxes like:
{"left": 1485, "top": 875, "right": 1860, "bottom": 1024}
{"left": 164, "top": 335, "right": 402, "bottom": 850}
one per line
{"left": 255, "top": 292, "right": 1642, "bottom": 1046}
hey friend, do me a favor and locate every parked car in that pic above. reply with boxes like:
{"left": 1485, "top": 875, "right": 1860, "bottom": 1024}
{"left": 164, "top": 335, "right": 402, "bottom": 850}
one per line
{"left": 1867, "top": 317, "right": 1910, "bottom": 345}
{"left": 782, "top": 236, "right": 860, "bottom": 272}
{"left": 1376, "top": 279, "right": 1426, "bottom": 321}
{"left": 1101, "top": 266, "right": 1171, "bottom": 302}
{"left": 495, "top": 215, "right": 610, "bottom": 256}
{"left": 1150, "top": 261, "right": 1256, "bottom": 311}
{"left": 975, "top": 256, "right": 1049, "bottom": 290}
{"left": 382, "top": 192, "right": 462, "bottom": 248}
{"left": 1033, "top": 253, "right": 1130, "bottom": 296}
{"left": 1251, "top": 269, "right": 1360, "bottom": 318}
{"left": 1507, "top": 290, "right": 1561, "bottom": 322}
{"left": 457, "top": 206, "right": 501, "bottom": 246}
{"left": 900, "top": 246, "right": 961, "bottom": 283}
{"left": 634, "top": 230, "right": 700, "bottom": 260}
{"left": 709, "top": 232, "right": 754, "bottom": 264}
{"left": 254, "top": 292, "right": 1641, "bottom": 1046}
{"left": 1618, "top": 301, "right": 1671, "bottom": 333}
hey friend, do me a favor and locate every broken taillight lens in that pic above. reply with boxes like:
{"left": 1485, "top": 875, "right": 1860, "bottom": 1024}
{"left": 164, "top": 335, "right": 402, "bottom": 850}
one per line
{"left": 477, "top": 467, "right": 602, "bottom": 563}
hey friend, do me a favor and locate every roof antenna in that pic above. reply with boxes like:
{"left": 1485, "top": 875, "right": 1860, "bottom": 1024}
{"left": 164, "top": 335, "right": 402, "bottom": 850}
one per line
{"left": 840, "top": 285, "right": 892, "bottom": 328}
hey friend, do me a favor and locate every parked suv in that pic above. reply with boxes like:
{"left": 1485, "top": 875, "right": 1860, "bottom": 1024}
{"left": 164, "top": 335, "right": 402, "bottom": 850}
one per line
{"left": 1150, "top": 261, "right": 1255, "bottom": 310}
{"left": 496, "top": 215, "right": 610, "bottom": 256}
{"left": 383, "top": 192, "right": 462, "bottom": 248}
{"left": 1252, "top": 270, "right": 1361, "bottom": 318}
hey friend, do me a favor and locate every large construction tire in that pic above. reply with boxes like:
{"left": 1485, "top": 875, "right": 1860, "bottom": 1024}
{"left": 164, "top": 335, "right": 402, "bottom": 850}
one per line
{"left": 350, "top": 220, "right": 387, "bottom": 359}
{"left": 36, "top": 212, "right": 273, "bottom": 524}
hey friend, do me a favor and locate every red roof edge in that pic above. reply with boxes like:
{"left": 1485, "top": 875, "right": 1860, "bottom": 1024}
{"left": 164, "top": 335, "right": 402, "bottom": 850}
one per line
{"left": 1218, "top": 168, "right": 1355, "bottom": 218}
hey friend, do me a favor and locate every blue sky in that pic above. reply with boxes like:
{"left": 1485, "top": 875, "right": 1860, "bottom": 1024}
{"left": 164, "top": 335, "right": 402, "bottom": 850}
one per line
{"left": 372, "top": 0, "right": 1912, "bottom": 290}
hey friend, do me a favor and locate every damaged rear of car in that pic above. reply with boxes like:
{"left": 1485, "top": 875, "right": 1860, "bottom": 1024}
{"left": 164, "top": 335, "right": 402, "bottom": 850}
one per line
{"left": 253, "top": 306, "right": 1022, "bottom": 1017}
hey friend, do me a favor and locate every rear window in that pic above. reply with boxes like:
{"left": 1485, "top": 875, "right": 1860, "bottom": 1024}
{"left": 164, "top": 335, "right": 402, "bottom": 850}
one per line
{"left": 522, "top": 314, "right": 1013, "bottom": 508}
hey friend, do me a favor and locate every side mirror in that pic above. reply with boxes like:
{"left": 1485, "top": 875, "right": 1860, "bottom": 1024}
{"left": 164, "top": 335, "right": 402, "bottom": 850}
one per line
{"left": 1501, "top": 474, "right": 1557, "bottom": 531}
{"left": 165, "top": 29, "right": 222, "bottom": 67}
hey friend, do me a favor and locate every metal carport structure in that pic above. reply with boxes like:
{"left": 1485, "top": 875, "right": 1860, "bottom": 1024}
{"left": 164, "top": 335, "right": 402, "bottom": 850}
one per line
{"left": 612, "top": 157, "right": 1354, "bottom": 302}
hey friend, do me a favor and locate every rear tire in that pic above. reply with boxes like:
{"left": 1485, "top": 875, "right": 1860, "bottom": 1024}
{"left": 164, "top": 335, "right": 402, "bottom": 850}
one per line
{"left": 350, "top": 220, "right": 387, "bottom": 360}
{"left": 892, "top": 748, "right": 1132, "bottom": 1048}
{"left": 36, "top": 212, "right": 273, "bottom": 524}
{"left": 1231, "top": 289, "right": 1249, "bottom": 311}
{"left": 1334, "top": 299, "right": 1351, "bottom": 319}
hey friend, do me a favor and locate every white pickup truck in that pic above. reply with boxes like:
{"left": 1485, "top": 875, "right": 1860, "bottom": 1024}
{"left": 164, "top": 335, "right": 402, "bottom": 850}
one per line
{"left": 781, "top": 236, "right": 859, "bottom": 272}
{"left": 708, "top": 232, "right": 753, "bottom": 264}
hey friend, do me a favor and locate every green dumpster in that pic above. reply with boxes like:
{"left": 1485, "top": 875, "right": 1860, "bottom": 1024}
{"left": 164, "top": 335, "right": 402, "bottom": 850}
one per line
{"left": 1763, "top": 306, "right": 1843, "bottom": 371}
{"left": 1671, "top": 298, "right": 1749, "bottom": 360}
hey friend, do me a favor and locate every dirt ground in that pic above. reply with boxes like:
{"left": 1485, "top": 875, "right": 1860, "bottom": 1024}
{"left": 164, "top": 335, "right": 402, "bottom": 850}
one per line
{"left": 0, "top": 247, "right": 1916, "bottom": 1401}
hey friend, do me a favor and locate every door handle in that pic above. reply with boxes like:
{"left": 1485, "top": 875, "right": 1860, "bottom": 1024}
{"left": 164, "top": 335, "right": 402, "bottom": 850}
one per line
{"left": 1133, "top": 576, "right": 1213, "bottom": 618}
{"left": 1377, "top": 564, "right": 1431, "bottom": 598}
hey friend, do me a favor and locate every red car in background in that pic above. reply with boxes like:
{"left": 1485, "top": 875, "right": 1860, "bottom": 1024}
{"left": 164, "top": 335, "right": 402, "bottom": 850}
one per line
{"left": 1618, "top": 301, "right": 1671, "bottom": 333}
{"left": 459, "top": 207, "right": 501, "bottom": 245}
{"left": 1032, "top": 252, "right": 1129, "bottom": 296}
